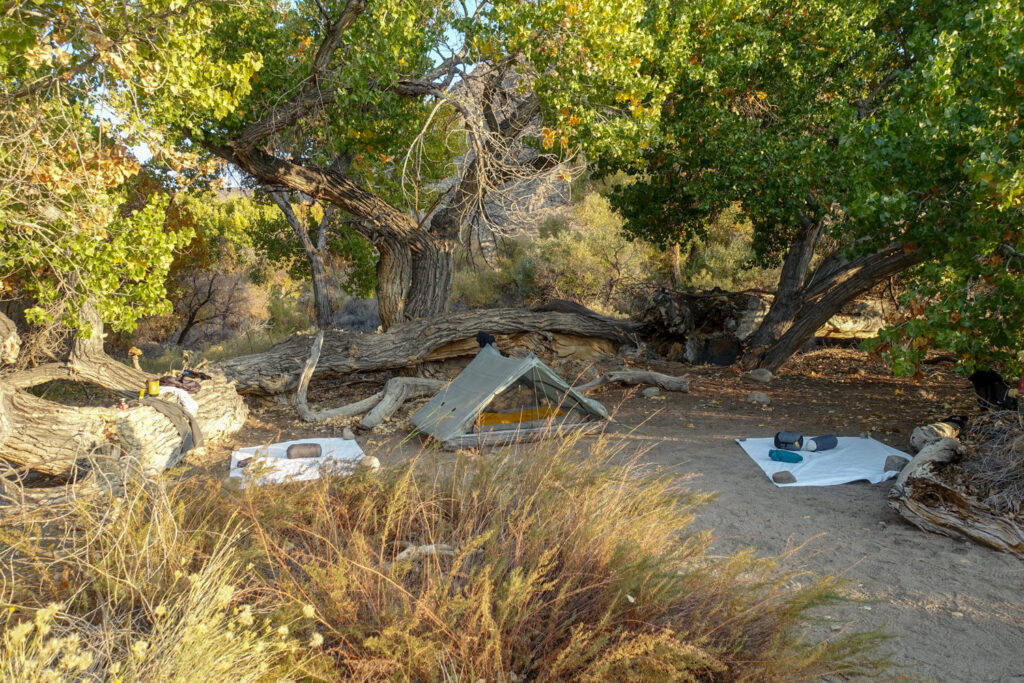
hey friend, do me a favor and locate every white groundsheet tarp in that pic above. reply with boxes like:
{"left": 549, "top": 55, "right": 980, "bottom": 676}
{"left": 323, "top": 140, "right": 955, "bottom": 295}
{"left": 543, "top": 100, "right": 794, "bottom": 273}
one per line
{"left": 735, "top": 436, "right": 911, "bottom": 487}
{"left": 228, "top": 438, "right": 365, "bottom": 488}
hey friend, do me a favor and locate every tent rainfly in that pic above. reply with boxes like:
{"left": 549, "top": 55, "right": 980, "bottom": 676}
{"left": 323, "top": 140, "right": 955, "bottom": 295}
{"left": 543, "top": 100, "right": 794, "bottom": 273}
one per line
{"left": 411, "top": 344, "right": 608, "bottom": 449}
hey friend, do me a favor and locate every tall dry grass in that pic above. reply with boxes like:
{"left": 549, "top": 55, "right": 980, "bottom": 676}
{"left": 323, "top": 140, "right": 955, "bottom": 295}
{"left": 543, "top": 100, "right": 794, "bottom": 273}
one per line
{"left": 0, "top": 460, "right": 313, "bottom": 682}
{"left": 0, "top": 434, "right": 886, "bottom": 681}
{"left": 225, "top": 432, "right": 887, "bottom": 682}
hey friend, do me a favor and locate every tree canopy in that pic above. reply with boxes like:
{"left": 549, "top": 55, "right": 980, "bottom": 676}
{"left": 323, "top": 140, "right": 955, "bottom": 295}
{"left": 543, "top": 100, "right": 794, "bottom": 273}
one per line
{"left": 2, "top": 0, "right": 1021, "bottom": 374}
{"left": 608, "top": 0, "right": 1024, "bottom": 374}
{"left": 0, "top": 0, "right": 261, "bottom": 332}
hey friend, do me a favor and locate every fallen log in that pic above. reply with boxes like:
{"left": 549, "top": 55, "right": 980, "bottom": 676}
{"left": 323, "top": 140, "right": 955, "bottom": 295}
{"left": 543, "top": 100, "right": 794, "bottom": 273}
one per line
{"left": 301, "top": 376, "right": 445, "bottom": 428}
{"left": 576, "top": 370, "right": 690, "bottom": 394}
{"left": 0, "top": 307, "right": 247, "bottom": 477}
{"left": 889, "top": 437, "right": 1024, "bottom": 558}
{"left": 219, "top": 308, "right": 635, "bottom": 396}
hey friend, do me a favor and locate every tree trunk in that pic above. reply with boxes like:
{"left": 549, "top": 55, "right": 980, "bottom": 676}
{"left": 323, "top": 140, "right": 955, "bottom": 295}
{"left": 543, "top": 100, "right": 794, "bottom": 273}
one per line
{"left": 669, "top": 243, "right": 682, "bottom": 287}
{"left": 742, "top": 214, "right": 824, "bottom": 356}
{"left": 0, "top": 306, "right": 247, "bottom": 477}
{"left": 177, "top": 305, "right": 202, "bottom": 347}
{"left": 742, "top": 242, "right": 922, "bottom": 371}
{"left": 373, "top": 211, "right": 456, "bottom": 329}
{"left": 405, "top": 233, "right": 454, "bottom": 321}
{"left": 269, "top": 192, "right": 336, "bottom": 330}
{"left": 218, "top": 307, "right": 635, "bottom": 395}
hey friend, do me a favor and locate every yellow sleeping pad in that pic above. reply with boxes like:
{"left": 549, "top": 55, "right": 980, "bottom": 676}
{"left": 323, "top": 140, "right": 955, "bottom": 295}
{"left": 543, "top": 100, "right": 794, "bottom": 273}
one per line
{"left": 477, "top": 407, "right": 564, "bottom": 426}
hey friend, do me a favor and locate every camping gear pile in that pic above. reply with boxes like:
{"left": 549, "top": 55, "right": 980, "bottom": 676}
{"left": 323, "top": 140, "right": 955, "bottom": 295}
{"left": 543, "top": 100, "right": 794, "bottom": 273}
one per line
{"left": 738, "top": 431, "right": 911, "bottom": 487}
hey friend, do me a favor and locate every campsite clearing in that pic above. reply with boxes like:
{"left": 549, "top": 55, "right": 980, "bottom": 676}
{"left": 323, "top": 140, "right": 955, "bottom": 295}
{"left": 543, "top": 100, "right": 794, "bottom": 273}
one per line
{"left": 199, "top": 348, "right": 1024, "bottom": 682}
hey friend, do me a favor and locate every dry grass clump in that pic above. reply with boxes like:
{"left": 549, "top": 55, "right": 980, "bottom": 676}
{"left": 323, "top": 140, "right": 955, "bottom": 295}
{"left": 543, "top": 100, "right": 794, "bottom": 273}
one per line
{"left": 0, "top": 461, "right": 313, "bottom": 682}
{"left": 225, "top": 432, "right": 886, "bottom": 682}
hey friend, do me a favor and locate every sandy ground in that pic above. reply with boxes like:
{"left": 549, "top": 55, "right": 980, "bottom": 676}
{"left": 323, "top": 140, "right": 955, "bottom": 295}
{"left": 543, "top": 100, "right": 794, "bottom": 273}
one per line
{"left": 203, "top": 348, "right": 1024, "bottom": 682}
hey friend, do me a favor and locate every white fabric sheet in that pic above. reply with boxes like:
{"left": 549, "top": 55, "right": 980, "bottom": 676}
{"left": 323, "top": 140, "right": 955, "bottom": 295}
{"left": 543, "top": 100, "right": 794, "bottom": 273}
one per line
{"left": 227, "top": 438, "right": 365, "bottom": 488}
{"left": 735, "top": 436, "right": 911, "bottom": 487}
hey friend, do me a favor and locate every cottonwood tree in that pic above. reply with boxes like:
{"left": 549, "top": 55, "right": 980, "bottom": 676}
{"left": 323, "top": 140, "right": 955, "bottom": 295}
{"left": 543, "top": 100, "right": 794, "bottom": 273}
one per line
{"left": 255, "top": 192, "right": 376, "bottom": 331}
{"left": 0, "top": 1, "right": 256, "bottom": 475}
{"left": 0, "top": 0, "right": 261, "bottom": 337}
{"left": 194, "top": 0, "right": 667, "bottom": 330}
{"left": 609, "top": 0, "right": 1024, "bottom": 373}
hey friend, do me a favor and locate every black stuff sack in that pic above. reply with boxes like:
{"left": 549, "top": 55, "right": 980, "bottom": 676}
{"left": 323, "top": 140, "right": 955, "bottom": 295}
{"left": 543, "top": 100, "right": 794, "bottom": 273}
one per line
{"left": 774, "top": 431, "right": 804, "bottom": 450}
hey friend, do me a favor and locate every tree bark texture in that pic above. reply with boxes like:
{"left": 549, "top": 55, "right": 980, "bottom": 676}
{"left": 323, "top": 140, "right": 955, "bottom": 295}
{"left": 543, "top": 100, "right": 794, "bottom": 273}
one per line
{"left": 0, "top": 312, "right": 19, "bottom": 366}
{"left": 0, "top": 305, "right": 247, "bottom": 476}
{"left": 742, "top": 214, "right": 824, "bottom": 356}
{"left": 218, "top": 308, "right": 636, "bottom": 396}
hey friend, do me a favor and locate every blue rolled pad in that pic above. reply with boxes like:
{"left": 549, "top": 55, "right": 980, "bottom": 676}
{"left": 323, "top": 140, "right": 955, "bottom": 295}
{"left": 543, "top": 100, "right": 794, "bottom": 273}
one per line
{"left": 768, "top": 449, "right": 804, "bottom": 463}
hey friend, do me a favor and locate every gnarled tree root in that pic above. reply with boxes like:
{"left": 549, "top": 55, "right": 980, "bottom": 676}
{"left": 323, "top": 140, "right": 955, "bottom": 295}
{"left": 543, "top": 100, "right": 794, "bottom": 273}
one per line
{"left": 889, "top": 438, "right": 1024, "bottom": 558}
{"left": 302, "top": 375, "right": 445, "bottom": 428}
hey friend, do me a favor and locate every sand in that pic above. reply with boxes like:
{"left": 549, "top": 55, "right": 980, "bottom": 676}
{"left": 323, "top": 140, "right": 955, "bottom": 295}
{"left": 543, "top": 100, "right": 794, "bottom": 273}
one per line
{"left": 601, "top": 351, "right": 1024, "bottom": 683}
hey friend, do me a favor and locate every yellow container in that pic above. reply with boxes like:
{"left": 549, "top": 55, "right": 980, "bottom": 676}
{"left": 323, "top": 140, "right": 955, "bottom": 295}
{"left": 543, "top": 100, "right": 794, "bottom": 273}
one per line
{"left": 146, "top": 379, "right": 161, "bottom": 396}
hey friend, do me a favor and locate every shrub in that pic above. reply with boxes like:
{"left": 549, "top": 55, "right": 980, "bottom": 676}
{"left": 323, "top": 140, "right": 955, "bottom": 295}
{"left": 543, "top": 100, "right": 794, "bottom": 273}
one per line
{"left": 452, "top": 192, "right": 660, "bottom": 315}
{"left": 0, "top": 462, "right": 312, "bottom": 682}
{"left": 0, "top": 438, "right": 885, "bottom": 682}
{"left": 678, "top": 205, "right": 780, "bottom": 292}
{"left": 225, "top": 433, "right": 886, "bottom": 682}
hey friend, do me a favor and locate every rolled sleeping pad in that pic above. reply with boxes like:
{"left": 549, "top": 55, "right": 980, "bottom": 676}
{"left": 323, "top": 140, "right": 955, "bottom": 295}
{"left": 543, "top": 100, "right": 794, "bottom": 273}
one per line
{"left": 286, "top": 443, "right": 323, "bottom": 459}
{"left": 774, "top": 431, "right": 803, "bottom": 450}
{"left": 768, "top": 449, "right": 803, "bottom": 463}
{"left": 805, "top": 435, "right": 838, "bottom": 452}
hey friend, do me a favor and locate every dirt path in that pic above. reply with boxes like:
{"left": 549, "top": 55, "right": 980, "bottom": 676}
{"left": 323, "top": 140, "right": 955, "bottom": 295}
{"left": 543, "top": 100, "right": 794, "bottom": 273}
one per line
{"left": 201, "top": 349, "right": 1024, "bottom": 682}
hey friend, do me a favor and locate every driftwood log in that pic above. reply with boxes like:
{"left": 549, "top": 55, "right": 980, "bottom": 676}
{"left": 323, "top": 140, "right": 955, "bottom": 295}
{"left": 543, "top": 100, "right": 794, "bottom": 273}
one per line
{"left": 889, "top": 437, "right": 1024, "bottom": 558}
{"left": 0, "top": 307, "right": 247, "bottom": 478}
{"left": 576, "top": 370, "right": 690, "bottom": 394}
{"left": 219, "top": 308, "right": 636, "bottom": 396}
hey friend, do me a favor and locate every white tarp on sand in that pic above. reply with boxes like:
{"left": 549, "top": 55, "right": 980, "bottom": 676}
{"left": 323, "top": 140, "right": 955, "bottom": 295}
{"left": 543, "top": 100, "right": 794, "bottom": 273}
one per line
{"left": 228, "top": 438, "right": 365, "bottom": 488}
{"left": 736, "top": 436, "right": 911, "bottom": 487}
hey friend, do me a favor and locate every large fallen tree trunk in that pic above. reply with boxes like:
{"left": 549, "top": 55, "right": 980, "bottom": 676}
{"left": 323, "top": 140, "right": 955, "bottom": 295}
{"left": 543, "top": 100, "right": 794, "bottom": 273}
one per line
{"left": 219, "top": 307, "right": 636, "bottom": 396}
{"left": 0, "top": 307, "right": 247, "bottom": 478}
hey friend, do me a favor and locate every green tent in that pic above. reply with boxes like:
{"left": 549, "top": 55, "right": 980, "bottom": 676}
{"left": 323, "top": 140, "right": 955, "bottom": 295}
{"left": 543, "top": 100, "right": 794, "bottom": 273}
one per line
{"left": 411, "top": 345, "right": 608, "bottom": 449}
